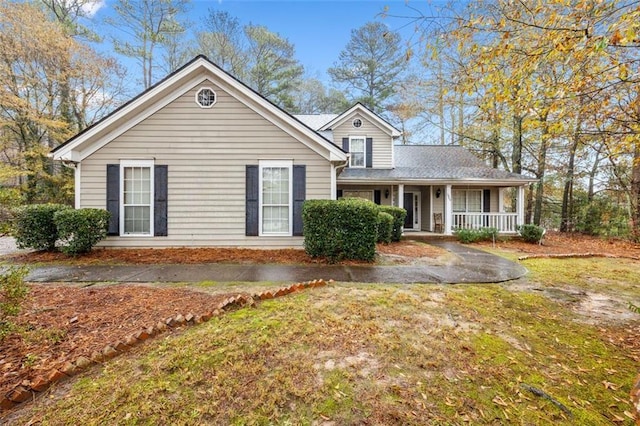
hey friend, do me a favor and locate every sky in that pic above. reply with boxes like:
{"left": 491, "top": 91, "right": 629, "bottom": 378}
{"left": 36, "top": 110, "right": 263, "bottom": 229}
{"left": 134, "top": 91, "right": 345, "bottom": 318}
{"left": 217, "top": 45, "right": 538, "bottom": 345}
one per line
{"left": 87, "top": 0, "right": 432, "bottom": 86}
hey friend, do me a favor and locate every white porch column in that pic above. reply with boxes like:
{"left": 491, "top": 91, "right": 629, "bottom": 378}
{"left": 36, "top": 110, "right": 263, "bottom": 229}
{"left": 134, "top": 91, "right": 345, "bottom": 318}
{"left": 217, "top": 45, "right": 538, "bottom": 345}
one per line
{"left": 444, "top": 184, "right": 452, "bottom": 235}
{"left": 517, "top": 185, "right": 525, "bottom": 226}
{"left": 498, "top": 187, "right": 504, "bottom": 212}
{"left": 429, "top": 186, "right": 434, "bottom": 232}
{"left": 398, "top": 183, "right": 404, "bottom": 209}
{"left": 330, "top": 164, "right": 337, "bottom": 200}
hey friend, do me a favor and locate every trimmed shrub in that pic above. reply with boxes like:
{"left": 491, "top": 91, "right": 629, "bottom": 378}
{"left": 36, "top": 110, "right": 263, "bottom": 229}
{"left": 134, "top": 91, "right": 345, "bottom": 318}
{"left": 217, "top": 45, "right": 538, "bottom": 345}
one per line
{"left": 0, "top": 266, "right": 29, "bottom": 340}
{"left": 518, "top": 224, "right": 545, "bottom": 244}
{"left": 454, "top": 227, "right": 498, "bottom": 244}
{"left": 13, "top": 203, "right": 71, "bottom": 251}
{"left": 303, "top": 198, "right": 379, "bottom": 262}
{"left": 0, "top": 187, "right": 21, "bottom": 236}
{"left": 377, "top": 212, "right": 393, "bottom": 244}
{"left": 378, "top": 206, "right": 407, "bottom": 242}
{"left": 54, "top": 208, "right": 110, "bottom": 255}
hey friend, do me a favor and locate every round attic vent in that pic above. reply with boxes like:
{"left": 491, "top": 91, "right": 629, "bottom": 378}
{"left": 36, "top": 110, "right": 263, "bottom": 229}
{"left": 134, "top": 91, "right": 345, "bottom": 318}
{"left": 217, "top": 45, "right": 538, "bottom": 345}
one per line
{"left": 352, "top": 118, "right": 363, "bottom": 128}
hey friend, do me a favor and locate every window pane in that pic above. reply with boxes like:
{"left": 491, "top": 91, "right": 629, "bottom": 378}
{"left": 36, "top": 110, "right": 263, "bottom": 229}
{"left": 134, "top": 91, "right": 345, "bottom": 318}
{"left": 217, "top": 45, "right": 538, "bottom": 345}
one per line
{"left": 351, "top": 153, "right": 365, "bottom": 167}
{"left": 453, "top": 190, "right": 466, "bottom": 212}
{"left": 263, "top": 206, "right": 289, "bottom": 233}
{"left": 468, "top": 191, "right": 482, "bottom": 212}
{"left": 351, "top": 139, "right": 364, "bottom": 151}
{"left": 124, "top": 206, "right": 150, "bottom": 234}
{"left": 122, "top": 166, "right": 152, "bottom": 234}
{"left": 261, "top": 166, "right": 290, "bottom": 234}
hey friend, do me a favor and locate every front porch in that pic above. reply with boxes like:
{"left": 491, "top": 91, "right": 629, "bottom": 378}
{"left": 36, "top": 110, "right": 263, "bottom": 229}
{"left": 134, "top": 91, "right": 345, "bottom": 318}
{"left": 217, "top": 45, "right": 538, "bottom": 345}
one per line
{"left": 337, "top": 183, "right": 526, "bottom": 235}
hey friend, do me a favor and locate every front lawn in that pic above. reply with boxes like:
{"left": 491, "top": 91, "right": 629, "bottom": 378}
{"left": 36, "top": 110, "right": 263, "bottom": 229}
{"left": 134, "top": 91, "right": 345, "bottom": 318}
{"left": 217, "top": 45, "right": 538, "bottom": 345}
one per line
{"left": 4, "top": 254, "right": 639, "bottom": 425}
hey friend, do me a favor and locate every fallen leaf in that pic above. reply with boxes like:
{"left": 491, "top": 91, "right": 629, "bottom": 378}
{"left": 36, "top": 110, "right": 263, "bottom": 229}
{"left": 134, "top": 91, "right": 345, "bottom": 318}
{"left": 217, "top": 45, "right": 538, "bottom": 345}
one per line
{"left": 493, "top": 395, "right": 508, "bottom": 407}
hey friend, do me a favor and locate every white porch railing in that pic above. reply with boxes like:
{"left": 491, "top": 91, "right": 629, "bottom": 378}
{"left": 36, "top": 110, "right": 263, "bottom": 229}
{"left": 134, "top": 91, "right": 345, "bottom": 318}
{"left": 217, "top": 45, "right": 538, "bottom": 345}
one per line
{"left": 453, "top": 213, "right": 519, "bottom": 233}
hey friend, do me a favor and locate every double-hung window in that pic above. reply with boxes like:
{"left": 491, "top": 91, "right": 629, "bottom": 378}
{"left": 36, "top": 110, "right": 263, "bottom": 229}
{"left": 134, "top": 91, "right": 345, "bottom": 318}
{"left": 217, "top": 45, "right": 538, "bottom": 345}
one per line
{"left": 452, "top": 189, "right": 482, "bottom": 212}
{"left": 259, "top": 160, "right": 292, "bottom": 236}
{"left": 120, "top": 160, "right": 154, "bottom": 236}
{"left": 349, "top": 136, "right": 365, "bottom": 168}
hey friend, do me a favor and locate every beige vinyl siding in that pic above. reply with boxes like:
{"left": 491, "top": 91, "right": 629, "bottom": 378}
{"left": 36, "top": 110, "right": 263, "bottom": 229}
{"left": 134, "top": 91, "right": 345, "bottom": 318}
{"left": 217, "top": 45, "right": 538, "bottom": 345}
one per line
{"left": 331, "top": 113, "right": 393, "bottom": 168}
{"left": 421, "top": 188, "right": 431, "bottom": 231}
{"left": 80, "top": 80, "right": 331, "bottom": 248}
{"left": 490, "top": 188, "right": 499, "bottom": 212}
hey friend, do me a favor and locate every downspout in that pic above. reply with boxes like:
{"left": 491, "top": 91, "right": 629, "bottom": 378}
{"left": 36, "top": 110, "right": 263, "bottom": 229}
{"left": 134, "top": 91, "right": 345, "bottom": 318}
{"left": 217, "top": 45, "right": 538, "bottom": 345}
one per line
{"left": 332, "top": 156, "right": 349, "bottom": 200}
{"left": 60, "top": 160, "right": 80, "bottom": 209}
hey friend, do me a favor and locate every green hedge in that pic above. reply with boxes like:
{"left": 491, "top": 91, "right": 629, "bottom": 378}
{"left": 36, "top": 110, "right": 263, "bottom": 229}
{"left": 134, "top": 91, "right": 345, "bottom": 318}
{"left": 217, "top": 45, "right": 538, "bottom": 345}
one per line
{"left": 518, "top": 224, "right": 545, "bottom": 244}
{"left": 54, "top": 208, "right": 110, "bottom": 255}
{"left": 13, "top": 203, "right": 71, "bottom": 251}
{"left": 377, "top": 212, "right": 393, "bottom": 244}
{"left": 454, "top": 227, "right": 498, "bottom": 244}
{"left": 378, "top": 206, "right": 407, "bottom": 242}
{"left": 303, "top": 198, "right": 379, "bottom": 262}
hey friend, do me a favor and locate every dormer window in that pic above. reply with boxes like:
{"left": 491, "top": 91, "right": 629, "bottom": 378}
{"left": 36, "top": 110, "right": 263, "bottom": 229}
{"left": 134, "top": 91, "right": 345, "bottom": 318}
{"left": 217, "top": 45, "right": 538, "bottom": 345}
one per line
{"left": 349, "top": 136, "right": 365, "bottom": 168}
{"left": 352, "top": 118, "right": 362, "bottom": 128}
{"left": 196, "top": 87, "right": 216, "bottom": 108}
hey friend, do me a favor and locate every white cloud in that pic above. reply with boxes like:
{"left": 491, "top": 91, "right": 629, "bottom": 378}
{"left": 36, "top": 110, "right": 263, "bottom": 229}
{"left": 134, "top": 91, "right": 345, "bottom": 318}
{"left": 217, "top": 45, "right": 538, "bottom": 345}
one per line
{"left": 82, "top": 0, "right": 106, "bottom": 18}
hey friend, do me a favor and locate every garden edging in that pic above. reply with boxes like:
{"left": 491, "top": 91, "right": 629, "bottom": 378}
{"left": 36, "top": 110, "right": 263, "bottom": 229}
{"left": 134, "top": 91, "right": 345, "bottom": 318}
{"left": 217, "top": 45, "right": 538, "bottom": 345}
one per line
{"left": 0, "top": 279, "right": 330, "bottom": 412}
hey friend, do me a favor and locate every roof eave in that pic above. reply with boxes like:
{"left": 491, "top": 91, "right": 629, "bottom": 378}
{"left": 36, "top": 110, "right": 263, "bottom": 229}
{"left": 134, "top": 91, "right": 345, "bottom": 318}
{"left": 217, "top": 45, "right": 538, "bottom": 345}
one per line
{"left": 337, "top": 177, "right": 536, "bottom": 186}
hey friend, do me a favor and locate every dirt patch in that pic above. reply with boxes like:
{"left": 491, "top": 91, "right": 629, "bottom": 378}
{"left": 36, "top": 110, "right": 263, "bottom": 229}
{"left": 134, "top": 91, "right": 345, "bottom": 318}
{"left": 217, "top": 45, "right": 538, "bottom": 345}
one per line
{"left": 0, "top": 284, "right": 236, "bottom": 400}
{"left": 476, "top": 231, "right": 640, "bottom": 258}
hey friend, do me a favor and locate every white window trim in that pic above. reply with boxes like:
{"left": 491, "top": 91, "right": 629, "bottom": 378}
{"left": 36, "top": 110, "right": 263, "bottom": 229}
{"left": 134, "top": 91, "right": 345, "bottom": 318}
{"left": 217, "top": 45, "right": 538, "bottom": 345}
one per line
{"left": 258, "top": 160, "right": 293, "bottom": 237}
{"left": 195, "top": 87, "right": 217, "bottom": 108}
{"left": 452, "top": 189, "right": 483, "bottom": 213}
{"left": 349, "top": 136, "right": 366, "bottom": 168}
{"left": 120, "top": 159, "right": 154, "bottom": 237}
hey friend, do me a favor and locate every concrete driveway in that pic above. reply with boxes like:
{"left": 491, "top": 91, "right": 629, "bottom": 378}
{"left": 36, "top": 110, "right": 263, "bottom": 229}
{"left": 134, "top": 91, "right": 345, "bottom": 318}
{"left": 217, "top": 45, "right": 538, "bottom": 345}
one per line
{"left": 20, "top": 241, "right": 527, "bottom": 285}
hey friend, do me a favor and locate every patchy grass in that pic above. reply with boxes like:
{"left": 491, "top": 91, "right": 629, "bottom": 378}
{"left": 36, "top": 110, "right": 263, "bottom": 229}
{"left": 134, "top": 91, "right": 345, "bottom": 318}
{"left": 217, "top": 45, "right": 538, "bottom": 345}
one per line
{"left": 522, "top": 257, "right": 640, "bottom": 298}
{"left": 9, "top": 272, "right": 638, "bottom": 425}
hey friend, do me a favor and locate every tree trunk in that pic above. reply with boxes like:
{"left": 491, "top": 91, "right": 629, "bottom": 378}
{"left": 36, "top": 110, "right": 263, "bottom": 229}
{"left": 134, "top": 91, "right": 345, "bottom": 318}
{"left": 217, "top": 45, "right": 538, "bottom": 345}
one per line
{"left": 525, "top": 183, "right": 534, "bottom": 224}
{"left": 533, "top": 121, "right": 550, "bottom": 226}
{"left": 560, "top": 128, "right": 581, "bottom": 233}
{"left": 512, "top": 114, "right": 523, "bottom": 174}
{"left": 438, "top": 57, "right": 445, "bottom": 145}
{"left": 457, "top": 91, "right": 464, "bottom": 144}
{"left": 587, "top": 144, "right": 602, "bottom": 202}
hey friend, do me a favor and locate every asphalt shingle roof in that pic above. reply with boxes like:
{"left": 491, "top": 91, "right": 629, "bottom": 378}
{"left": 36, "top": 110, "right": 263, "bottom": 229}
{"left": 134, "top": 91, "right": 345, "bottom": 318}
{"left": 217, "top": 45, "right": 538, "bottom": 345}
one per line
{"left": 339, "top": 145, "right": 535, "bottom": 182}
{"left": 293, "top": 114, "right": 338, "bottom": 130}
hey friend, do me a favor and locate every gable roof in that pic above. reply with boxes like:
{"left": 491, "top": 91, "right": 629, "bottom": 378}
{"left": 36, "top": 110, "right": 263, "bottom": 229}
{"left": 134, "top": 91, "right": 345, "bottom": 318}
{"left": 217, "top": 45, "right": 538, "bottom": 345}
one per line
{"left": 339, "top": 145, "right": 536, "bottom": 184}
{"left": 51, "top": 55, "right": 347, "bottom": 163}
{"left": 319, "top": 103, "right": 402, "bottom": 137}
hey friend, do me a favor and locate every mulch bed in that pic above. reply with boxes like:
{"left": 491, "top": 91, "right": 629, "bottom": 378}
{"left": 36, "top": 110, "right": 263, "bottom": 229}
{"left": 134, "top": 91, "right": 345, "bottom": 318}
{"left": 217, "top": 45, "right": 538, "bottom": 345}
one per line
{"left": 476, "top": 231, "right": 640, "bottom": 258}
{"left": 5, "top": 241, "right": 447, "bottom": 266}
{"left": 0, "top": 285, "right": 235, "bottom": 402}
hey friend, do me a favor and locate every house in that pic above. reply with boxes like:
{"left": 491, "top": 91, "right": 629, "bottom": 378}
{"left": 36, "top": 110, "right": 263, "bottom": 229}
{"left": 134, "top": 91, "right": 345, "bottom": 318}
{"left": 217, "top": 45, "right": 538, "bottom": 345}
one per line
{"left": 51, "top": 56, "right": 535, "bottom": 248}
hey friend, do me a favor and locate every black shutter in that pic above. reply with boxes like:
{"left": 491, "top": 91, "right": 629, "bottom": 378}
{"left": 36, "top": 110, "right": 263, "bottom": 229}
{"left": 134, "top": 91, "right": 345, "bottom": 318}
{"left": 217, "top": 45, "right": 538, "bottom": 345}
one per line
{"left": 342, "top": 137, "right": 349, "bottom": 152}
{"left": 106, "top": 164, "right": 119, "bottom": 236}
{"left": 483, "top": 189, "right": 491, "bottom": 227}
{"left": 246, "top": 165, "right": 259, "bottom": 236}
{"left": 366, "top": 138, "right": 373, "bottom": 168}
{"left": 374, "top": 189, "right": 381, "bottom": 205}
{"left": 337, "top": 189, "right": 343, "bottom": 199}
{"left": 292, "top": 165, "right": 306, "bottom": 236}
{"left": 154, "top": 165, "right": 168, "bottom": 236}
